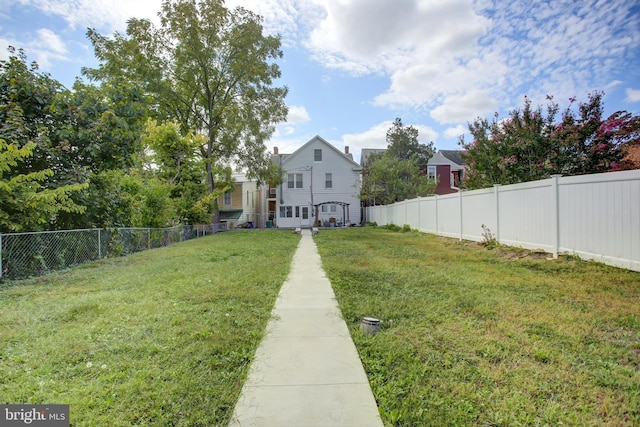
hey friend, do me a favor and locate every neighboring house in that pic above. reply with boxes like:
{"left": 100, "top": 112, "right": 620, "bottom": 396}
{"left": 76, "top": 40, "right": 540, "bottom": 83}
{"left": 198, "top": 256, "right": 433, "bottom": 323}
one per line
{"left": 217, "top": 173, "right": 264, "bottom": 228}
{"left": 426, "top": 150, "right": 467, "bottom": 195}
{"left": 360, "top": 148, "right": 467, "bottom": 196}
{"left": 360, "top": 148, "right": 386, "bottom": 166}
{"left": 268, "top": 135, "right": 362, "bottom": 228}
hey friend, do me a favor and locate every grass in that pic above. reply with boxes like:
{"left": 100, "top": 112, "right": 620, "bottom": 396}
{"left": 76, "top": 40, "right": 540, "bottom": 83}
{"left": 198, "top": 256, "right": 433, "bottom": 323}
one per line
{"left": 0, "top": 230, "right": 300, "bottom": 426}
{"left": 314, "top": 228, "right": 640, "bottom": 427}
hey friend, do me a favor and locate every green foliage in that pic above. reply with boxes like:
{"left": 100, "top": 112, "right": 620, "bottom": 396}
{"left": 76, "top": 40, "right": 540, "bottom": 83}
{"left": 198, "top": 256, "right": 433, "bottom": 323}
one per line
{"left": 361, "top": 118, "right": 436, "bottom": 205}
{"left": 85, "top": 0, "right": 288, "bottom": 195}
{"left": 0, "top": 48, "right": 88, "bottom": 232}
{"left": 0, "top": 139, "right": 87, "bottom": 232}
{"left": 386, "top": 118, "right": 435, "bottom": 164}
{"left": 51, "top": 78, "right": 148, "bottom": 175}
{"left": 480, "top": 224, "right": 500, "bottom": 249}
{"left": 460, "top": 93, "right": 638, "bottom": 189}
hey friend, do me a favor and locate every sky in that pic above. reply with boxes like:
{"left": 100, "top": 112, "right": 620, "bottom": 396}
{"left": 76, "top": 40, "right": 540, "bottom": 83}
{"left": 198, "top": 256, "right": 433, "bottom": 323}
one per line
{"left": 1, "top": 0, "right": 639, "bottom": 164}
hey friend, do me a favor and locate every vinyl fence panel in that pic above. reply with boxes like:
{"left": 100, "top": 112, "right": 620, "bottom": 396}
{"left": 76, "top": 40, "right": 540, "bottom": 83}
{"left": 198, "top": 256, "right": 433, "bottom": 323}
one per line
{"left": 366, "top": 170, "right": 640, "bottom": 272}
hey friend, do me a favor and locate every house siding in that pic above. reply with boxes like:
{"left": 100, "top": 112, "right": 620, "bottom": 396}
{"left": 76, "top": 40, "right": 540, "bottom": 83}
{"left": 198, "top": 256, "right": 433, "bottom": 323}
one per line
{"left": 275, "top": 136, "right": 361, "bottom": 228}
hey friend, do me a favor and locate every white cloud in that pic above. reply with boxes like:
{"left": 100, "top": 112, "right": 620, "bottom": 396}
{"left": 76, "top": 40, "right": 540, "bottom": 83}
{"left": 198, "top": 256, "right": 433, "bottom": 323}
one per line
{"left": 27, "top": 0, "right": 162, "bottom": 32}
{"left": 430, "top": 90, "right": 498, "bottom": 124}
{"left": 342, "top": 121, "right": 391, "bottom": 152}
{"left": 626, "top": 88, "right": 640, "bottom": 103}
{"left": 444, "top": 125, "right": 467, "bottom": 139}
{"left": 0, "top": 28, "right": 70, "bottom": 70}
{"left": 36, "top": 28, "right": 67, "bottom": 55}
{"left": 340, "top": 120, "right": 438, "bottom": 163}
{"left": 299, "top": 0, "right": 639, "bottom": 122}
{"left": 286, "top": 105, "right": 311, "bottom": 124}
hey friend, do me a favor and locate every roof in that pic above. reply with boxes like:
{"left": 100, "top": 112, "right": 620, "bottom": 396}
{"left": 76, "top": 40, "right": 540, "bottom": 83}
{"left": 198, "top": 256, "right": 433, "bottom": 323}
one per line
{"left": 439, "top": 150, "right": 467, "bottom": 166}
{"left": 276, "top": 135, "right": 362, "bottom": 170}
{"left": 360, "top": 148, "right": 386, "bottom": 166}
{"left": 219, "top": 209, "right": 243, "bottom": 220}
{"left": 427, "top": 151, "right": 465, "bottom": 169}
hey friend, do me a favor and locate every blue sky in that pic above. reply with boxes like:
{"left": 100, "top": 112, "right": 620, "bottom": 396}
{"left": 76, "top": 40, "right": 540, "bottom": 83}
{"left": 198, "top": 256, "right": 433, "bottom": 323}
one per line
{"left": 1, "top": 0, "right": 639, "bottom": 164}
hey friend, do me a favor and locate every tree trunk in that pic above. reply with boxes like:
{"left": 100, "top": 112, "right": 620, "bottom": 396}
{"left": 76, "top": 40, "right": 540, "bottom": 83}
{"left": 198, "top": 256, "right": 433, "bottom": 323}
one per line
{"left": 206, "top": 133, "right": 220, "bottom": 224}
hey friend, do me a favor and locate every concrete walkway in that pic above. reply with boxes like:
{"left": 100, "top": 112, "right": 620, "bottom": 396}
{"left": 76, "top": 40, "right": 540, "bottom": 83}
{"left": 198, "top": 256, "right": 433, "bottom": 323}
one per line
{"left": 229, "top": 229, "right": 384, "bottom": 427}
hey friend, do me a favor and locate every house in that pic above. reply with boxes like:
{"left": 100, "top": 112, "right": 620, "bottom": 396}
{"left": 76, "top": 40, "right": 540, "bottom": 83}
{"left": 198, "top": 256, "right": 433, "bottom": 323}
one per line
{"left": 426, "top": 150, "right": 467, "bottom": 195}
{"left": 217, "top": 173, "right": 265, "bottom": 228}
{"left": 360, "top": 148, "right": 386, "bottom": 166}
{"left": 359, "top": 147, "right": 467, "bottom": 196}
{"left": 268, "top": 136, "right": 362, "bottom": 228}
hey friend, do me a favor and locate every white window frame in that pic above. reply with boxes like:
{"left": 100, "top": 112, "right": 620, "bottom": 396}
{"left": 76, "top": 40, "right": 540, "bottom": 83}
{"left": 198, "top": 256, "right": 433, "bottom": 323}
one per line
{"left": 288, "top": 173, "right": 303, "bottom": 189}
{"left": 279, "top": 206, "right": 293, "bottom": 218}
{"left": 427, "top": 166, "right": 437, "bottom": 180}
{"left": 325, "top": 173, "right": 332, "bottom": 189}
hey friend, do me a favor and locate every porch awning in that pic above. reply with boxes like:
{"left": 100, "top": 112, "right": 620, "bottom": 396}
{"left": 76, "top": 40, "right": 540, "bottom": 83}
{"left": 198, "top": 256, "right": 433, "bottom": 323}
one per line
{"left": 219, "top": 209, "right": 243, "bottom": 220}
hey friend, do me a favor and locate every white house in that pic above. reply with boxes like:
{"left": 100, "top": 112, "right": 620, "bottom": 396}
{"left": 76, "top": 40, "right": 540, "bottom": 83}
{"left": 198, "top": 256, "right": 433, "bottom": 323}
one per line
{"left": 269, "top": 136, "right": 362, "bottom": 228}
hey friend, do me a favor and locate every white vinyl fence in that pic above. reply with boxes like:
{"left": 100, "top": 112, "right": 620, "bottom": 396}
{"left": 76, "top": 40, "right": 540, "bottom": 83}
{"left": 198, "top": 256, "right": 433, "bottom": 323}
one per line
{"left": 365, "top": 170, "right": 640, "bottom": 272}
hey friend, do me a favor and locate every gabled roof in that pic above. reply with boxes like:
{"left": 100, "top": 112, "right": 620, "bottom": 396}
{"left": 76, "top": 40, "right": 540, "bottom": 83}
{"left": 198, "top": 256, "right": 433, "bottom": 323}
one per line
{"left": 427, "top": 151, "right": 465, "bottom": 169}
{"left": 360, "top": 148, "right": 386, "bottom": 166}
{"left": 280, "top": 135, "right": 362, "bottom": 169}
{"left": 439, "top": 150, "right": 467, "bottom": 166}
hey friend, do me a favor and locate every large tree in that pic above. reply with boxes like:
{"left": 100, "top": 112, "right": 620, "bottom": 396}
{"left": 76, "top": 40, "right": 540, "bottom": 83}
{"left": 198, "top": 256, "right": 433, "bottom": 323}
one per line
{"left": 360, "top": 118, "right": 435, "bottom": 205}
{"left": 84, "top": 0, "right": 288, "bottom": 208}
{"left": 0, "top": 48, "right": 87, "bottom": 231}
{"left": 386, "top": 118, "right": 435, "bottom": 164}
{"left": 460, "top": 92, "right": 638, "bottom": 189}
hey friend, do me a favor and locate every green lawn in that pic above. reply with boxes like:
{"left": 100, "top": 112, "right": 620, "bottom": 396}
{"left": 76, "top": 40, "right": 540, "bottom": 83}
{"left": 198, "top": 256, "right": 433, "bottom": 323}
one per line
{"left": 0, "top": 230, "right": 300, "bottom": 426}
{"left": 314, "top": 228, "right": 640, "bottom": 427}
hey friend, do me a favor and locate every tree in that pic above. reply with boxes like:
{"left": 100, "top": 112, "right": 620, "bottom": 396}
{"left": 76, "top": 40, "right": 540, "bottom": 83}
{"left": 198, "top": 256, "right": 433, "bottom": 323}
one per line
{"left": 460, "top": 92, "right": 637, "bottom": 189}
{"left": 360, "top": 118, "right": 435, "bottom": 205}
{"left": 0, "top": 48, "right": 87, "bottom": 232}
{"left": 141, "top": 119, "right": 232, "bottom": 224}
{"left": 0, "top": 138, "right": 87, "bottom": 232}
{"left": 360, "top": 153, "right": 435, "bottom": 205}
{"left": 386, "top": 118, "right": 434, "bottom": 164}
{"left": 84, "top": 0, "right": 288, "bottom": 215}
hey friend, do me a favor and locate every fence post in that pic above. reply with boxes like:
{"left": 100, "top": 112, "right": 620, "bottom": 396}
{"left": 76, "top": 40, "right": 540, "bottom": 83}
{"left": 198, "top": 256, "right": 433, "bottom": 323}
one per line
{"left": 98, "top": 229, "right": 102, "bottom": 259}
{"left": 0, "top": 233, "right": 3, "bottom": 279}
{"left": 435, "top": 195, "right": 439, "bottom": 235}
{"left": 458, "top": 190, "right": 463, "bottom": 241}
{"left": 494, "top": 184, "right": 501, "bottom": 242}
{"left": 551, "top": 175, "right": 562, "bottom": 259}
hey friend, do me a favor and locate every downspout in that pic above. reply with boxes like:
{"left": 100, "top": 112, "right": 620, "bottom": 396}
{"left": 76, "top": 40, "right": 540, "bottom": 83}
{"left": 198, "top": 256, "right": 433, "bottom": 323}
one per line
{"left": 279, "top": 154, "right": 283, "bottom": 205}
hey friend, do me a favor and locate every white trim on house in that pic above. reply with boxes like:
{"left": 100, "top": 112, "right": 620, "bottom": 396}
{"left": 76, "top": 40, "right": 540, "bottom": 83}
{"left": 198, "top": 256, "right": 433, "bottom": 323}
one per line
{"left": 274, "top": 135, "right": 361, "bottom": 228}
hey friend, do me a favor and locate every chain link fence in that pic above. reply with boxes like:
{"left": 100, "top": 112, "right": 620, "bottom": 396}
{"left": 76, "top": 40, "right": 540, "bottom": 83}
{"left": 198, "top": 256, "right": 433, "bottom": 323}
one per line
{"left": 0, "top": 224, "right": 224, "bottom": 281}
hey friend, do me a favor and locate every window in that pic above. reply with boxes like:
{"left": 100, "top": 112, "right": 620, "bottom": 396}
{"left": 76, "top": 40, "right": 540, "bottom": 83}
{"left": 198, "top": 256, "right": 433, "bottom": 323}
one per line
{"left": 223, "top": 190, "right": 232, "bottom": 206}
{"left": 427, "top": 166, "right": 437, "bottom": 180}
{"left": 287, "top": 173, "right": 303, "bottom": 189}
{"left": 325, "top": 173, "right": 332, "bottom": 188}
{"left": 295, "top": 206, "right": 300, "bottom": 218}
{"left": 321, "top": 204, "right": 337, "bottom": 213}
{"left": 314, "top": 149, "right": 322, "bottom": 162}
{"left": 279, "top": 206, "right": 293, "bottom": 218}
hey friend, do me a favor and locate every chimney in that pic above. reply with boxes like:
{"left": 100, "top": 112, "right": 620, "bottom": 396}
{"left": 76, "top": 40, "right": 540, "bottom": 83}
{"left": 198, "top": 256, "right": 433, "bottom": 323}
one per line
{"left": 344, "top": 146, "right": 349, "bottom": 154}
{"left": 274, "top": 146, "right": 279, "bottom": 155}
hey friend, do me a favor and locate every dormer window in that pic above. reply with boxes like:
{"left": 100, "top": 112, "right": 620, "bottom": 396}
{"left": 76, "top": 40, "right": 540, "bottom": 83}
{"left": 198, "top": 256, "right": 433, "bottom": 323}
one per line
{"left": 314, "top": 149, "right": 322, "bottom": 162}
